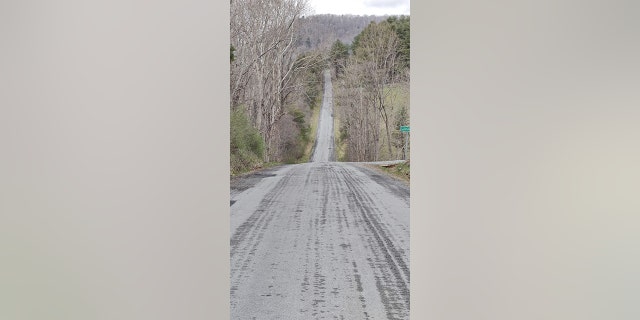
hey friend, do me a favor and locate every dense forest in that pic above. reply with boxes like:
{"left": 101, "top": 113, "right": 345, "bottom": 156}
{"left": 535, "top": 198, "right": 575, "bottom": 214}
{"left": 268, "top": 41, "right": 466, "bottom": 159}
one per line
{"left": 230, "top": 0, "right": 409, "bottom": 174}
{"left": 296, "top": 14, "right": 390, "bottom": 51}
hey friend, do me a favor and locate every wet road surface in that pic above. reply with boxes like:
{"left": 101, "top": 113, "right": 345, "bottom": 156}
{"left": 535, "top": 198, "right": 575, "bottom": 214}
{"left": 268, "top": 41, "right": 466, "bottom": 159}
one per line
{"left": 230, "top": 70, "right": 409, "bottom": 319}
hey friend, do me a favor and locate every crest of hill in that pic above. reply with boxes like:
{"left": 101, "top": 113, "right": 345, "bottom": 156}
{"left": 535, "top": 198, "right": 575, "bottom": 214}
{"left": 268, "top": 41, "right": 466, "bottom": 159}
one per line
{"left": 297, "top": 14, "right": 402, "bottom": 51}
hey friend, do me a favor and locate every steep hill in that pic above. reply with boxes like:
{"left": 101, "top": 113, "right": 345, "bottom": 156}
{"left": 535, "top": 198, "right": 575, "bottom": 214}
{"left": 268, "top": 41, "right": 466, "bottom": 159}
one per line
{"left": 296, "top": 14, "right": 393, "bottom": 51}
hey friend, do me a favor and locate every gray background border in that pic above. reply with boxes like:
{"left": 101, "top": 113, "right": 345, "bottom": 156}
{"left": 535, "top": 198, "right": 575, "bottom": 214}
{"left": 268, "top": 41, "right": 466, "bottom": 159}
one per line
{"left": 2, "top": 0, "right": 639, "bottom": 319}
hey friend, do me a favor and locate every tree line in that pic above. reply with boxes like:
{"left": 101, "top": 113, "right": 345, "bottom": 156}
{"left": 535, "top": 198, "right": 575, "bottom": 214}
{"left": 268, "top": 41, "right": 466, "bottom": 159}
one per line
{"left": 296, "top": 14, "right": 390, "bottom": 51}
{"left": 331, "top": 16, "right": 410, "bottom": 161}
{"left": 230, "top": 0, "right": 325, "bottom": 173}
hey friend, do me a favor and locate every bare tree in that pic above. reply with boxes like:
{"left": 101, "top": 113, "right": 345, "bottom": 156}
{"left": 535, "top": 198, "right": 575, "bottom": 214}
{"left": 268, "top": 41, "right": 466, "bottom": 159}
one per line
{"left": 334, "top": 19, "right": 410, "bottom": 162}
{"left": 230, "top": 0, "right": 312, "bottom": 162}
{"left": 353, "top": 21, "right": 400, "bottom": 159}
{"left": 335, "top": 59, "right": 382, "bottom": 161}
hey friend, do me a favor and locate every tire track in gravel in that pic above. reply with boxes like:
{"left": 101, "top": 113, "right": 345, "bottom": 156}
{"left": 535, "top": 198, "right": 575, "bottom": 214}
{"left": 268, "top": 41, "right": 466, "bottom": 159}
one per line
{"left": 337, "top": 165, "right": 410, "bottom": 320}
{"left": 231, "top": 162, "right": 409, "bottom": 319}
{"left": 229, "top": 164, "right": 308, "bottom": 309}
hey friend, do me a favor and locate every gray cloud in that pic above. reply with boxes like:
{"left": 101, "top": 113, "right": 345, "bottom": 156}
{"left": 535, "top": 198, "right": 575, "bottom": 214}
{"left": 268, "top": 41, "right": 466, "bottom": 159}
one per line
{"left": 363, "top": 0, "right": 408, "bottom": 9}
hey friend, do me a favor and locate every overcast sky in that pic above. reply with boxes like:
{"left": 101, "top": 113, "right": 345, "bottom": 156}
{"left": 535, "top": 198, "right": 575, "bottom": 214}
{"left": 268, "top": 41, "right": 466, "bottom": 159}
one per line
{"left": 307, "top": 0, "right": 410, "bottom": 16}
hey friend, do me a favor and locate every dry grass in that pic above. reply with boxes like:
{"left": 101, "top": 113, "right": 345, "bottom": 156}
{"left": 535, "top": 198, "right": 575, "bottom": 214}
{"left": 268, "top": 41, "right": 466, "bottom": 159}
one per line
{"left": 371, "top": 160, "right": 410, "bottom": 182}
{"left": 301, "top": 98, "right": 322, "bottom": 162}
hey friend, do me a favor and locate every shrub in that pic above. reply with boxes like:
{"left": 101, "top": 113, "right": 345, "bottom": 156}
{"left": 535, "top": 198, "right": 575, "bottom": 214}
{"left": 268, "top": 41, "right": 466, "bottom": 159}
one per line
{"left": 230, "top": 108, "right": 264, "bottom": 174}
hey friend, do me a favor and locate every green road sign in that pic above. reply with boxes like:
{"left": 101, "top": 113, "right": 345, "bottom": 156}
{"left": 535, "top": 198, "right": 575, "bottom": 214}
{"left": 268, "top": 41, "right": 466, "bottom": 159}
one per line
{"left": 400, "top": 125, "right": 410, "bottom": 133}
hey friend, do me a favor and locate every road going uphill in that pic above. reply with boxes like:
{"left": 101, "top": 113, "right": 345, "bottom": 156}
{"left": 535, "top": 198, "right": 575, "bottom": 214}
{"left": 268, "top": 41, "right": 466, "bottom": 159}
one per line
{"left": 231, "top": 70, "right": 409, "bottom": 319}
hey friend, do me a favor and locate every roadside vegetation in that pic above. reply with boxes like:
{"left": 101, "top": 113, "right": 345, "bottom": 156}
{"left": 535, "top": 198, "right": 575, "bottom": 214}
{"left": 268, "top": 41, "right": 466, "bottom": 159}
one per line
{"left": 230, "top": 108, "right": 265, "bottom": 174}
{"left": 301, "top": 96, "right": 322, "bottom": 163}
{"left": 230, "top": 0, "right": 324, "bottom": 175}
{"left": 378, "top": 161, "right": 410, "bottom": 182}
{"left": 332, "top": 16, "right": 410, "bottom": 162}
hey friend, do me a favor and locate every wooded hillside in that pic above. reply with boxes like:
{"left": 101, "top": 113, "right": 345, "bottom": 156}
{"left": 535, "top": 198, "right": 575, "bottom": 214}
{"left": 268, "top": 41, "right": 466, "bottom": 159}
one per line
{"left": 296, "top": 14, "right": 390, "bottom": 51}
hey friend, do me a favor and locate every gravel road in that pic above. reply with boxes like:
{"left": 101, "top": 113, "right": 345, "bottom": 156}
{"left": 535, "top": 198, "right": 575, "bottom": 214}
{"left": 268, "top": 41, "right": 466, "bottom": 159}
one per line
{"left": 311, "top": 69, "right": 335, "bottom": 163}
{"left": 230, "top": 70, "right": 409, "bottom": 319}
